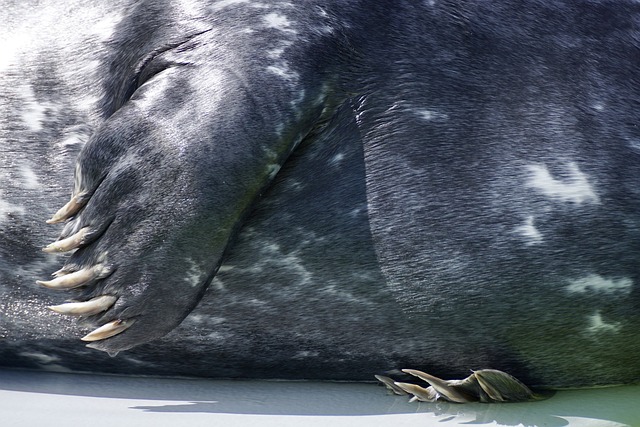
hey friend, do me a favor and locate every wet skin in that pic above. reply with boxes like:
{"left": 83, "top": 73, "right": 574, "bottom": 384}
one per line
{"left": 0, "top": 0, "right": 639, "bottom": 391}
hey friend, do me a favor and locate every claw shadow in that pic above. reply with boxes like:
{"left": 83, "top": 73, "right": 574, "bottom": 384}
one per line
{"left": 1, "top": 369, "right": 639, "bottom": 426}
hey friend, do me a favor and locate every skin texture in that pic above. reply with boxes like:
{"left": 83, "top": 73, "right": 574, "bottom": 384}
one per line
{"left": 0, "top": 0, "right": 639, "bottom": 389}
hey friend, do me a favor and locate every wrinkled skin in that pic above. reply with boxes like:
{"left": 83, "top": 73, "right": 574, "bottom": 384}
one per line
{"left": 0, "top": 0, "right": 639, "bottom": 389}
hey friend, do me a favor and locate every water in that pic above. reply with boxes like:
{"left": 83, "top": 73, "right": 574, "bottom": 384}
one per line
{"left": 0, "top": 369, "right": 638, "bottom": 427}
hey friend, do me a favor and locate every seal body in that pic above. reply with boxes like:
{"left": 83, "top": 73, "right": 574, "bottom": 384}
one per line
{"left": 1, "top": 0, "right": 639, "bottom": 388}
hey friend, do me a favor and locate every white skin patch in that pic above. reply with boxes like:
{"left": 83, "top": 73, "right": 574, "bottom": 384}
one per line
{"left": 266, "top": 163, "right": 281, "bottom": 180}
{"left": 90, "top": 12, "right": 123, "bottom": 40}
{"left": 314, "top": 84, "right": 330, "bottom": 106}
{"left": 285, "top": 179, "right": 304, "bottom": 191}
{"left": 22, "top": 102, "right": 47, "bottom": 131}
{"left": 290, "top": 89, "right": 306, "bottom": 115}
{"left": 185, "top": 259, "right": 208, "bottom": 288}
{"left": 329, "top": 152, "right": 345, "bottom": 166}
{"left": 629, "top": 139, "right": 640, "bottom": 152}
{"left": 210, "top": 0, "right": 252, "bottom": 12}
{"left": 274, "top": 123, "right": 286, "bottom": 138}
{"left": 566, "top": 274, "right": 633, "bottom": 295}
{"left": 59, "top": 130, "right": 90, "bottom": 148}
{"left": 514, "top": 216, "right": 543, "bottom": 245}
{"left": 261, "top": 20, "right": 301, "bottom": 89}
{"left": 263, "top": 13, "right": 296, "bottom": 33}
{"left": 75, "top": 94, "right": 100, "bottom": 111}
{"left": 266, "top": 65, "right": 300, "bottom": 82}
{"left": 19, "top": 164, "right": 40, "bottom": 190}
{"left": 231, "top": 239, "right": 314, "bottom": 286}
{"left": 0, "top": 192, "right": 26, "bottom": 222}
{"left": 415, "top": 109, "right": 448, "bottom": 121}
{"left": 0, "top": 5, "right": 117, "bottom": 73}
{"left": 17, "top": 84, "right": 55, "bottom": 132}
{"left": 585, "top": 311, "right": 621, "bottom": 335}
{"left": 206, "top": 331, "right": 227, "bottom": 341}
{"left": 0, "top": 32, "right": 30, "bottom": 72}
{"left": 267, "top": 47, "right": 286, "bottom": 59}
{"left": 525, "top": 162, "right": 599, "bottom": 204}
{"left": 350, "top": 206, "right": 365, "bottom": 218}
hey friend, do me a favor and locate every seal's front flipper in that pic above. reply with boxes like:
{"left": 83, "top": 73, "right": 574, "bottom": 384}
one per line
{"left": 377, "top": 369, "right": 548, "bottom": 403}
{"left": 37, "top": 21, "right": 335, "bottom": 355}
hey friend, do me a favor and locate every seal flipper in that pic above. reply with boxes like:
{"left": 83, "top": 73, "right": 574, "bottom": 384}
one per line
{"left": 378, "top": 369, "right": 547, "bottom": 403}
{"left": 472, "top": 369, "right": 542, "bottom": 402}
{"left": 39, "top": 25, "right": 334, "bottom": 354}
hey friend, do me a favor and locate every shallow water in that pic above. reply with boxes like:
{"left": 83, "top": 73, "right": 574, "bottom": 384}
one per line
{"left": 1, "top": 369, "right": 638, "bottom": 427}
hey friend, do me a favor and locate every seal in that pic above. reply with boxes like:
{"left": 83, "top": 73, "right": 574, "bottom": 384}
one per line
{"left": 1, "top": 0, "right": 639, "bottom": 396}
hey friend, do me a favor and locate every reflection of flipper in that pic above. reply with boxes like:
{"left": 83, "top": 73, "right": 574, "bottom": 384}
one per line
{"left": 377, "top": 369, "right": 550, "bottom": 403}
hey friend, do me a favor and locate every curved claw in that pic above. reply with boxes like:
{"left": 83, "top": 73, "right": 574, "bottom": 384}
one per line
{"left": 81, "top": 319, "right": 134, "bottom": 342}
{"left": 48, "top": 295, "right": 117, "bottom": 316}
{"left": 46, "top": 192, "right": 88, "bottom": 224}
{"left": 393, "top": 382, "right": 438, "bottom": 402}
{"left": 374, "top": 375, "right": 409, "bottom": 395}
{"left": 43, "top": 227, "right": 90, "bottom": 253}
{"left": 36, "top": 264, "right": 109, "bottom": 289}
{"left": 52, "top": 268, "right": 71, "bottom": 278}
{"left": 402, "top": 369, "right": 474, "bottom": 403}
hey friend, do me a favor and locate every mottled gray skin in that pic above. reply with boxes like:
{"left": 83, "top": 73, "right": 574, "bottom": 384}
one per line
{"left": 1, "top": 0, "right": 639, "bottom": 388}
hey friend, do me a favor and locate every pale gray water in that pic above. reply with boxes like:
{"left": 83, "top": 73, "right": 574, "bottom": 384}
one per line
{"left": 0, "top": 369, "right": 638, "bottom": 426}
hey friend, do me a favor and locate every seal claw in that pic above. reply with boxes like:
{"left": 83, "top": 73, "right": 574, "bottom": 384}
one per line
{"left": 46, "top": 193, "right": 87, "bottom": 224}
{"left": 52, "top": 268, "right": 70, "bottom": 278}
{"left": 81, "top": 319, "right": 134, "bottom": 342}
{"left": 48, "top": 295, "right": 117, "bottom": 316}
{"left": 402, "top": 369, "right": 473, "bottom": 403}
{"left": 374, "top": 375, "right": 409, "bottom": 395}
{"left": 43, "top": 227, "right": 90, "bottom": 253}
{"left": 36, "top": 265, "right": 107, "bottom": 289}
{"left": 393, "top": 382, "right": 439, "bottom": 402}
